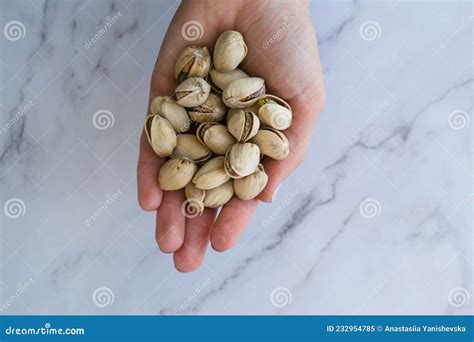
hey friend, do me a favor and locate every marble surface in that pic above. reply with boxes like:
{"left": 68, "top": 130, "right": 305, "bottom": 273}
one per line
{"left": 0, "top": 0, "right": 472, "bottom": 315}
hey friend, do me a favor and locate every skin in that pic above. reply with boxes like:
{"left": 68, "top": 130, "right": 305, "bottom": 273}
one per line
{"left": 137, "top": 0, "right": 326, "bottom": 272}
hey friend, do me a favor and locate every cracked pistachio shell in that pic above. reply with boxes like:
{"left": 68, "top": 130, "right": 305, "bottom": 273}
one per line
{"left": 213, "top": 30, "right": 248, "bottom": 72}
{"left": 209, "top": 68, "right": 249, "bottom": 93}
{"left": 257, "top": 95, "right": 292, "bottom": 130}
{"left": 196, "top": 123, "right": 236, "bottom": 155}
{"left": 188, "top": 93, "right": 226, "bottom": 123}
{"left": 203, "top": 180, "right": 234, "bottom": 208}
{"left": 184, "top": 183, "right": 205, "bottom": 217}
{"left": 144, "top": 115, "right": 177, "bottom": 157}
{"left": 250, "top": 128, "right": 289, "bottom": 160}
{"left": 175, "top": 77, "right": 211, "bottom": 107}
{"left": 171, "top": 134, "right": 211, "bottom": 163}
{"left": 222, "top": 77, "right": 266, "bottom": 108}
{"left": 226, "top": 103, "right": 259, "bottom": 124}
{"left": 175, "top": 46, "right": 211, "bottom": 82}
{"left": 234, "top": 164, "right": 268, "bottom": 200}
{"left": 192, "top": 156, "right": 230, "bottom": 190}
{"left": 224, "top": 143, "right": 260, "bottom": 178}
{"left": 151, "top": 96, "right": 191, "bottom": 132}
{"left": 158, "top": 158, "right": 197, "bottom": 191}
{"left": 227, "top": 109, "right": 260, "bottom": 142}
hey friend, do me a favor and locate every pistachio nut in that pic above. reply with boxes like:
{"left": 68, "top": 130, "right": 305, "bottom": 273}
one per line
{"left": 203, "top": 180, "right": 234, "bottom": 208}
{"left": 192, "top": 156, "right": 230, "bottom": 190}
{"left": 250, "top": 128, "right": 289, "bottom": 160}
{"left": 224, "top": 143, "right": 260, "bottom": 178}
{"left": 226, "top": 103, "right": 259, "bottom": 124}
{"left": 257, "top": 95, "right": 292, "bottom": 130}
{"left": 196, "top": 123, "right": 236, "bottom": 155}
{"left": 175, "top": 77, "right": 211, "bottom": 107}
{"left": 222, "top": 77, "right": 266, "bottom": 108}
{"left": 144, "top": 115, "right": 177, "bottom": 157}
{"left": 188, "top": 92, "right": 226, "bottom": 123}
{"left": 150, "top": 96, "right": 190, "bottom": 132}
{"left": 213, "top": 30, "right": 247, "bottom": 72}
{"left": 175, "top": 46, "right": 211, "bottom": 82}
{"left": 158, "top": 157, "right": 197, "bottom": 191}
{"left": 234, "top": 164, "right": 268, "bottom": 200}
{"left": 209, "top": 68, "right": 248, "bottom": 93}
{"left": 184, "top": 182, "right": 205, "bottom": 217}
{"left": 172, "top": 134, "right": 211, "bottom": 163}
{"left": 227, "top": 109, "right": 260, "bottom": 142}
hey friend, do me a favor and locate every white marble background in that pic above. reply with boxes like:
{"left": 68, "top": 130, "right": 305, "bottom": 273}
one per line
{"left": 0, "top": 0, "right": 472, "bottom": 315}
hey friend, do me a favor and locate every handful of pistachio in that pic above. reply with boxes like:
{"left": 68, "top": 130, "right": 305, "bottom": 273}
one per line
{"left": 144, "top": 30, "right": 292, "bottom": 215}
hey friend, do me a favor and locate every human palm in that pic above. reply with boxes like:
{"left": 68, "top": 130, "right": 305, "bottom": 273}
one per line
{"left": 137, "top": 0, "right": 325, "bottom": 272}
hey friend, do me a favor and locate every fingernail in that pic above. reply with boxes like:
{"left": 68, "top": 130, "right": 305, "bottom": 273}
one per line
{"left": 271, "top": 184, "right": 282, "bottom": 202}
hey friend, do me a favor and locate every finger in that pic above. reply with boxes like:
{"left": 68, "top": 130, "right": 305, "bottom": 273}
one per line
{"left": 137, "top": 131, "right": 165, "bottom": 211}
{"left": 258, "top": 88, "right": 325, "bottom": 202}
{"left": 173, "top": 208, "right": 216, "bottom": 272}
{"left": 156, "top": 190, "right": 186, "bottom": 253}
{"left": 210, "top": 198, "right": 259, "bottom": 252}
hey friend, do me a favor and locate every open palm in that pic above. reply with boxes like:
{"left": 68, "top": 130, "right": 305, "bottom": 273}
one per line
{"left": 137, "top": 0, "right": 325, "bottom": 272}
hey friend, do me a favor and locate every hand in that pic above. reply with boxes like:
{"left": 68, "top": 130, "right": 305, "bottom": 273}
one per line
{"left": 137, "top": 0, "right": 325, "bottom": 272}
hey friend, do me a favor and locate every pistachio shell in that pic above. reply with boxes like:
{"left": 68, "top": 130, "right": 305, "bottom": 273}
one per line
{"left": 257, "top": 95, "right": 292, "bottom": 130}
{"left": 158, "top": 158, "right": 197, "bottom": 191}
{"left": 172, "top": 134, "right": 211, "bottom": 163}
{"left": 151, "top": 96, "right": 191, "bottom": 132}
{"left": 183, "top": 183, "right": 205, "bottom": 217}
{"left": 203, "top": 180, "right": 234, "bottom": 208}
{"left": 224, "top": 143, "right": 260, "bottom": 178}
{"left": 192, "top": 156, "right": 230, "bottom": 190}
{"left": 175, "top": 77, "right": 211, "bottom": 107}
{"left": 258, "top": 103, "right": 292, "bottom": 130}
{"left": 175, "top": 46, "right": 211, "bottom": 81}
{"left": 213, "top": 31, "right": 247, "bottom": 72}
{"left": 185, "top": 182, "right": 205, "bottom": 202}
{"left": 209, "top": 68, "right": 248, "bottom": 93}
{"left": 250, "top": 128, "right": 289, "bottom": 160}
{"left": 227, "top": 109, "right": 260, "bottom": 142}
{"left": 188, "top": 93, "right": 226, "bottom": 123}
{"left": 150, "top": 96, "right": 165, "bottom": 114}
{"left": 144, "top": 115, "right": 177, "bottom": 157}
{"left": 234, "top": 164, "right": 268, "bottom": 200}
{"left": 222, "top": 77, "right": 266, "bottom": 108}
{"left": 196, "top": 123, "right": 236, "bottom": 155}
